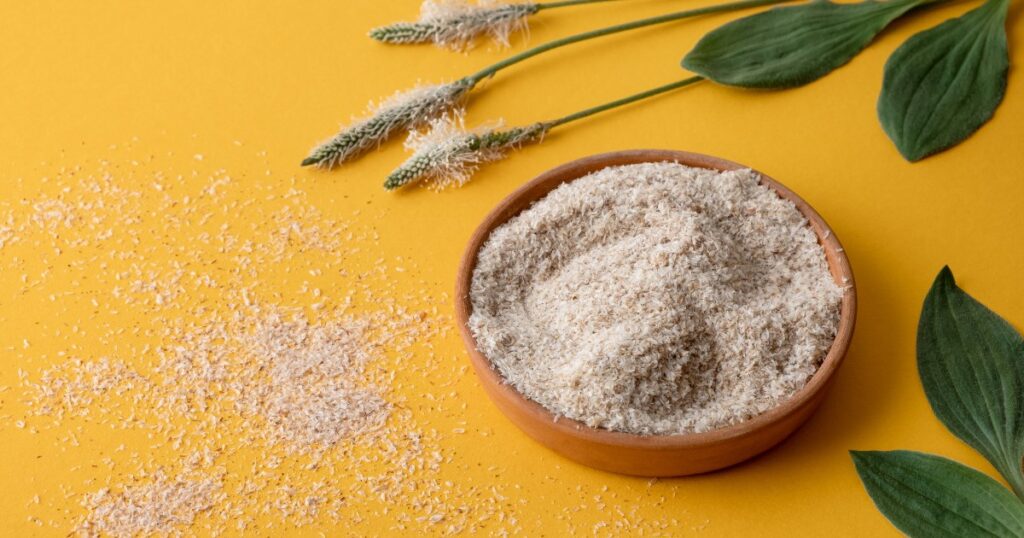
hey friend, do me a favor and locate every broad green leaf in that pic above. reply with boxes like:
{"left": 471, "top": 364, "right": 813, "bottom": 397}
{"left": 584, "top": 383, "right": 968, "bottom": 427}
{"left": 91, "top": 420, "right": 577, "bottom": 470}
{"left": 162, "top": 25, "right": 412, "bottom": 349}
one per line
{"left": 682, "top": 0, "right": 925, "bottom": 89}
{"left": 878, "top": 0, "right": 1009, "bottom": 161}
{"left": 851, "top": 450, "right": 1024, "bottom": 537}
{"left": 918, "top": 267, "right": 1024, "bottom": 498}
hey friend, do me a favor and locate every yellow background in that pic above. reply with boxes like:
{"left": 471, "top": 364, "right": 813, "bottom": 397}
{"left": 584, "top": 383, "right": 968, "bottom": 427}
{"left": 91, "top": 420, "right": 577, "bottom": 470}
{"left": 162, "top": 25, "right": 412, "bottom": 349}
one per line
{"left": 2, "top": 0, "right": 1023, "bottom": 535}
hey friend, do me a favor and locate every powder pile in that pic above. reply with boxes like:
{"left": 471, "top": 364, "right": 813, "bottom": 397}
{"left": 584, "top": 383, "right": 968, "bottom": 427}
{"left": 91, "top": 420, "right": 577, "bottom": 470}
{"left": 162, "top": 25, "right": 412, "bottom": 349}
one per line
{"left": 469, "top": 162, "right": 844, "bottom": 435}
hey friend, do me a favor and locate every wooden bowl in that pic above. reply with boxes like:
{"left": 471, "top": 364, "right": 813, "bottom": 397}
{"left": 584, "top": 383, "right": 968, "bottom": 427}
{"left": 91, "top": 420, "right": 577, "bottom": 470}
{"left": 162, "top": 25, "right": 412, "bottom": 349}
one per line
{"left": 454, "top": 150, "right": 857, "bottom": 477}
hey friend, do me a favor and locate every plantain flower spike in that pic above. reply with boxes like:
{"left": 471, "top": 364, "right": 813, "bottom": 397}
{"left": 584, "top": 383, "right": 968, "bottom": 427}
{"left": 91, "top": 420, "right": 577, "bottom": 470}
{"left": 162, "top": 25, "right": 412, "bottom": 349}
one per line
{"left": 384, "top": 114, "right": 548, "bottom": 190}
{"left": 301, "top": 79, "right": 474, "bottom": 169}
{"left": 369, "top": 0, "right": 538, "bottom": 50}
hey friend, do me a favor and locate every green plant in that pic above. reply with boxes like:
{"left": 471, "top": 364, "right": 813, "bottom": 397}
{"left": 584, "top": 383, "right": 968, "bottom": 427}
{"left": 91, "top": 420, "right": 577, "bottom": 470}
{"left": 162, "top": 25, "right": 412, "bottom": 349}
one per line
{"left": 682, "top": 0, "right": 1012, "bottom": 161}
{"left": 301, "top": 0, "right": 789, "bottom": 168}
{"left": 878, "top": 0, "right": 1010, "bottom": 161}
{"left": 682, "top": 0, "right": 932, "bottom": 88}
{"left": 852, "top": 267, "right": 1024, "bottom": 536}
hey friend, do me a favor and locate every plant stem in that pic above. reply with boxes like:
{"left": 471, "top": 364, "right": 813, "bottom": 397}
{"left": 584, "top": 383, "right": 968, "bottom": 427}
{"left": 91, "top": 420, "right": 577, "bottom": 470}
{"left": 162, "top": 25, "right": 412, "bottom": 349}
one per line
{"left": 535, "top": 0, "right": 631, "bottom": 10}
{"left": 466, "top": 0, "right": 792, "bottom": 84}
{"left": 383, "top": 76, "right": 704, "bottom": 189}
{"left": 547, "top": 76, "right": 703, "bottom": 128}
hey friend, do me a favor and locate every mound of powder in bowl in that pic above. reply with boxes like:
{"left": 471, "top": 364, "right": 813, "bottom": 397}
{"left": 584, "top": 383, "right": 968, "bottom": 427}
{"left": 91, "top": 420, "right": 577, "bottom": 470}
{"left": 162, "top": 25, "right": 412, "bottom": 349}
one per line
{"left": 467, "top": 162, "right": 844, "bottom": 435}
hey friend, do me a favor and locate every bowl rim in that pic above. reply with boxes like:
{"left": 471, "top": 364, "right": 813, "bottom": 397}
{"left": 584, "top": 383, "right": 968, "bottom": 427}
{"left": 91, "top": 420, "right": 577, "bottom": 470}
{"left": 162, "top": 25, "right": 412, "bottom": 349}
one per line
{"left": 454, "top": 149, "right": 857, "bottom": 449}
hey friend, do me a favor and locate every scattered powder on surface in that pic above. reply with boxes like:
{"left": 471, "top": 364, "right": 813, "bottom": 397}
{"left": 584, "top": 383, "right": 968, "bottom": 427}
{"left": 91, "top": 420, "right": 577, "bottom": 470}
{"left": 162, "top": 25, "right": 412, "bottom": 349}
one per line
{"left": 469, "top": 162, "right": 844, "bottom": 435}
{"left": 3, "top": 142, "right": 527, "bottom": 536}
{"left": 78, "top": 469, "right": 225, "bottom": 537}
{"left": 156, "top": 306, "right": 396, "bottom": 454}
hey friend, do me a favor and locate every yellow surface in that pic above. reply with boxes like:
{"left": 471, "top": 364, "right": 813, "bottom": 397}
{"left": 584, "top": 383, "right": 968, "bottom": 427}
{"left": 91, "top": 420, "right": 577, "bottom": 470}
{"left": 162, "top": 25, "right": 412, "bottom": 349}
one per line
{"left": 2, "top": 0, "right": 1023, "bottom": 536}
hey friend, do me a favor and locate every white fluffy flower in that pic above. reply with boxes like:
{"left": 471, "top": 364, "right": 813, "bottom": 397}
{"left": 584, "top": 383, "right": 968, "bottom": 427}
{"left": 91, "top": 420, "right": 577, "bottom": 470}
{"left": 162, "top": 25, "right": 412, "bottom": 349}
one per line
{"left": 370, "top": 1, "right": 538, "bottom": 50}
{"left": 302, "top": 80, "right": 473, "bottom": 169}
{"left": 385, "top": 114, "right": 547, "bottom": 190}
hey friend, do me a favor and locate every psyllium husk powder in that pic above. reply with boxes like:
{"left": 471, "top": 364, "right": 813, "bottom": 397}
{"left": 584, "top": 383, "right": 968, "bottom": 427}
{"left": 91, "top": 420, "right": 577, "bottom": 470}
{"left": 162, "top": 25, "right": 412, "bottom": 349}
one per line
{"left": 469, "top": 162, "right": 843, "bottom": 435}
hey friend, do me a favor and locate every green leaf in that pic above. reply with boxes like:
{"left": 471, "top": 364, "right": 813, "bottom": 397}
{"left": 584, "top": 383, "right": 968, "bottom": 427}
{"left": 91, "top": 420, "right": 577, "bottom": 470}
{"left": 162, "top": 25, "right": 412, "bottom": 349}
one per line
{"left": 878, "top": 0, "right": 1009, "bottom": 161}
{"left": 918, "top": 267, "right": 1024, "bottom": 499}
{"left": 851, "top": 450, "right": 1024, "bottom": 537}
{"left": 682, "top": 0, "right": 925, "bottom": 89}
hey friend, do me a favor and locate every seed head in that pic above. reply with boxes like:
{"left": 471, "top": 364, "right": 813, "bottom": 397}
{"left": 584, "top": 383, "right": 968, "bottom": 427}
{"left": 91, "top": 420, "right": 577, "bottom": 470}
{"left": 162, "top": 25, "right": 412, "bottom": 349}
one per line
{"left": 369, "top": 1, "right": 539, "bottom": 50}
{"left": 385, "top": 115, "right": 547, "bottom": 190}
{"left": 302, "top": 80, "right": 474, "bottom": 169}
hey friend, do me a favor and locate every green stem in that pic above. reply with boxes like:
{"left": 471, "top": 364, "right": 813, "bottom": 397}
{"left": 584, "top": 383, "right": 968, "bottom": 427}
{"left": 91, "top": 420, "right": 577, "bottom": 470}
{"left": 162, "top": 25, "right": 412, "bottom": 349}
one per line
{"left": 536, "top": 0, "right": 631, "bottom": 9}
{"left": 466, "top": 0, "right": 792, "bottom": 84}
{"left": 547, "top": 76, "right": 703, "bottom": 128}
